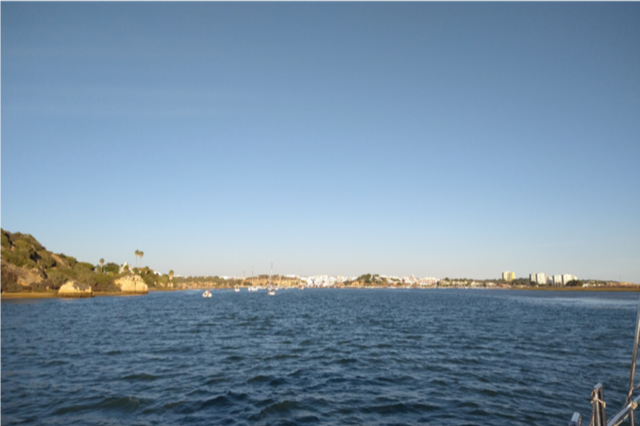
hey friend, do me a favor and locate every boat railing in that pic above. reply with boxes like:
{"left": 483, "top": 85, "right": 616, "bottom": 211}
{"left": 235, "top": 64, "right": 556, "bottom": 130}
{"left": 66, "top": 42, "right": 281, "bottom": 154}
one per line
{"left": 589, "top": 384, "right": 607, "bottom": 426}
{"left": 571, "top": 386, "right": 640, "bottom": 426}
{"left": 569, "top": 412, "right": 582, "bottom": 426}
{"left": 569, "top": 298, "right": 640, "bottom": 426}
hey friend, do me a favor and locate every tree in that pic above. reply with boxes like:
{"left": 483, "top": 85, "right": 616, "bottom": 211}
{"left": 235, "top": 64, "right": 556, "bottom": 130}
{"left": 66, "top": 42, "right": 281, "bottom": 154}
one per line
{"left": 100, "top": 258, "right": 104, "bottom": 273}
{"left": 135, "top": 250, "right": 140, "bottom": 268}
{"left": 169, "top": 270, "right": 174, "bottom": 280}
{"left": 139, "top": 251, "right": 144, "bottom": 267}
{"left": 104, "top": 262, "right": 119, "bottom": 274}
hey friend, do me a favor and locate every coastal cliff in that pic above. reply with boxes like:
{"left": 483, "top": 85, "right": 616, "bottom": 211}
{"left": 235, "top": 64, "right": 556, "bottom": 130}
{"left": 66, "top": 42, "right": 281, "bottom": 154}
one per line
{"left": 1, "top": 229, "right": 160, "bottom": 297}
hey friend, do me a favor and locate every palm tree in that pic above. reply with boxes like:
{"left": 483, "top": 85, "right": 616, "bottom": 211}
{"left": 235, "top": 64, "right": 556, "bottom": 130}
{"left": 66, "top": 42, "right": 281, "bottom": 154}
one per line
{"left": 139, "top": 251, "right": 144, "bottom": 267}
{"left": 134, "top": 250, "right": 140, "bottom": 268}
{"left": 100, "top": 258, "right": 104, "bottom": 273}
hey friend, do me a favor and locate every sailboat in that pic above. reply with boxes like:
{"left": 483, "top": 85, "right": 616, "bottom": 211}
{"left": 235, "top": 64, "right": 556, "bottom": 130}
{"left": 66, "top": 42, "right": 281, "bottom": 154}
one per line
{"left": 267, "top": 262, "right": 276, "bottom": 296}
{"left": 248, "top": 267, "right": 257, "bottom": 291}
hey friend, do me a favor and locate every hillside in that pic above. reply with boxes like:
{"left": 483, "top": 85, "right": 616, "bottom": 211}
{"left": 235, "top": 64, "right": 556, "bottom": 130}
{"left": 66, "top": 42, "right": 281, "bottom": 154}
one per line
{"left": 1, "top": 229, "right": 171, "bottom": 294}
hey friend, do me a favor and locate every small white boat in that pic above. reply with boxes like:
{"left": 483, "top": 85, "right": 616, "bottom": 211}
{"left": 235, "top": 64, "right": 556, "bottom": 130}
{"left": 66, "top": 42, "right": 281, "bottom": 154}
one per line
{"left": 267, "top": 288, "right": 276, "bottom": 296}
{"left": 234, "top": 287, "right": 240, "bottom": 293}
{"left": 202, "top": 290, "right": 212, "bottom": 298}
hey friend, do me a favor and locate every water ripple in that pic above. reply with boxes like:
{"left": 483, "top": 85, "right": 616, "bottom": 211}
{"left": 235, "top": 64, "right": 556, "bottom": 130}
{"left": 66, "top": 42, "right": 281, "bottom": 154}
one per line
{"left": 2, "top": 289, "right": 639, "bottom": 425}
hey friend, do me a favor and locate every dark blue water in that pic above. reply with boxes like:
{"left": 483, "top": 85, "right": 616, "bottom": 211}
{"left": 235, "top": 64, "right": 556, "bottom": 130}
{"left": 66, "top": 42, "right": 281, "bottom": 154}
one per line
{"left": 2, "top": 289, "right": 639, "bottom": 425}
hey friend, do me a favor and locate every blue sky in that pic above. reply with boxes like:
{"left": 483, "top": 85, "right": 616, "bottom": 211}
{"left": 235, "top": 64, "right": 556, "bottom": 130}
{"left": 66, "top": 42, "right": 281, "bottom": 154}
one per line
{"left": 2, "top": 3, "right": 639, "bottom": 281}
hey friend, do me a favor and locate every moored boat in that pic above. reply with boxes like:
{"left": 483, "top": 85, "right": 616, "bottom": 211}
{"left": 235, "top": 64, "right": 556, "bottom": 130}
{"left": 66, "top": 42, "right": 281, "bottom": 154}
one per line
{"left": 202, "top": 290, "right": 212, "bottom": 298}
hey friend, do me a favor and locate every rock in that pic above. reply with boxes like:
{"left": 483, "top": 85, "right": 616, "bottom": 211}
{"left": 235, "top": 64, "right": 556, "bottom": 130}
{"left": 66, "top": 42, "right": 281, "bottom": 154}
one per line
{"left": 1, "top": 260, "right": 44, "bottom": 288}
{"left": 114, "top": 275, "right": 148, "bottom": 294}
{"left": 58, "top": 280, "right": 93, "bottom": 298}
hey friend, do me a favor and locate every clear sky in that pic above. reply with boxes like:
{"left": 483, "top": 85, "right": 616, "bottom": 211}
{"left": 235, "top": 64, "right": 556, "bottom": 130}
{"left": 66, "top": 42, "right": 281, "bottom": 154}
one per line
{"left": 2, "top": 3, "right": 639, "bottom": 282}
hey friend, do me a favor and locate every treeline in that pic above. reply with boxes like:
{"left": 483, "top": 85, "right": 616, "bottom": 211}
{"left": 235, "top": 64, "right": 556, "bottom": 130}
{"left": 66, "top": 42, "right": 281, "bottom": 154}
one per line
{"left": 0, "top": 229, "right": 173, "bottom": 293}
{"left": 173, "top": 275, "right": 232, "bottom": 288}
{"left": 173, "top": 274, "right": 301, "bottom": 289}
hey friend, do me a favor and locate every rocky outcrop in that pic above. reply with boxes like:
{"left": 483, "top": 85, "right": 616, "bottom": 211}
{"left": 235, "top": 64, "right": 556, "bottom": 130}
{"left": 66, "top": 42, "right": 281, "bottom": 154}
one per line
{"left": 1, "top": 260, "right": 45, "bottom": 287}
{"left": 58, "top": 280, "right": 93, "bottom": 298}
{"left": 114, "top": 275, "right": 149, "bottom": 294}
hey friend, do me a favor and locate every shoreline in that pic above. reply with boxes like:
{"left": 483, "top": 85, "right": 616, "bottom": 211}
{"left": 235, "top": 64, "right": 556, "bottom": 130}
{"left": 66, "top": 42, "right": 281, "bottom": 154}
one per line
{"left": 3, "top": 286, "right": 638, "bottom": 299}
{"left": 510, "top": 285, "right": 640, "bottom": 292}
{"left": 1, "top": 291, "right": 149, "bottom": 299}
{"left": 1, "top": 292, "right": 59, "bottom": 299}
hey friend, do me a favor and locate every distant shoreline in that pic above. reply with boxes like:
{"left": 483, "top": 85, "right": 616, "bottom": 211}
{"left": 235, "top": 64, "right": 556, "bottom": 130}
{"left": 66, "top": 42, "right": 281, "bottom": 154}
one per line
{"left": 511, "top": 285, "right": 640, "bottom": 292}
{"left": 3, "top": 285, "right": 638, "bottom": 299}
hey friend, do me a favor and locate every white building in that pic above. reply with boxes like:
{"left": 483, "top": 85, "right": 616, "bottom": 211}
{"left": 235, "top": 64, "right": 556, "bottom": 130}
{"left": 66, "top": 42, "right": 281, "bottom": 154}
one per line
{"left": 551, "top": 274, "right": 578, "bottom": 286}
{"left": 419, "top": 277, "right": 439, "bottom": 286}
{"left": 530, "top": 272, "right": 547, "bottom": 285}
{"left": 502, "top": 271, "right": 515, "bottom": 281}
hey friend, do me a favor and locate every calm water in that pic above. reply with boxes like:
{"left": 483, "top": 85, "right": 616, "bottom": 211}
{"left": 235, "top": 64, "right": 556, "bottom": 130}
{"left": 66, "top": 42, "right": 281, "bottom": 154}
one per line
{"left": 2, "top": 289, "right": 639, "bottom": 425}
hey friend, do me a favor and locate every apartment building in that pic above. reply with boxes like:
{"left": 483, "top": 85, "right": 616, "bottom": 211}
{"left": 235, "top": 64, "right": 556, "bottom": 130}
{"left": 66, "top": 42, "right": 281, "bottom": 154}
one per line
{"left": 529, "top": 272, "right": 547, "bottom": 285}
{"left": 502, "top": 271, "right": 515, "bottom": 281}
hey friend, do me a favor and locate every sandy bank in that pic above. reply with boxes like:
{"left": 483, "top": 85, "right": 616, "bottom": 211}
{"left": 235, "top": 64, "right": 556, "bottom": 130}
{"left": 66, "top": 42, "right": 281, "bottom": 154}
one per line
{"left": 1, "top": 291, "right": 147, "bottom": 299}
{"left": 1, "top": 292, "right": 58, "bottom": 299}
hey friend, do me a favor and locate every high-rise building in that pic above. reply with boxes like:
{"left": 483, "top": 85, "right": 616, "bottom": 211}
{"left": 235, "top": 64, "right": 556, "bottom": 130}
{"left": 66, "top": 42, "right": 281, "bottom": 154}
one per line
{"left": 530, "top": 272, "right": 547, "bottom": 285}
{"left": 502, "top": 271, "right": 515, "bottom": 281}
{"left": 551, "top": 274, "right": 578, "bottom": 285}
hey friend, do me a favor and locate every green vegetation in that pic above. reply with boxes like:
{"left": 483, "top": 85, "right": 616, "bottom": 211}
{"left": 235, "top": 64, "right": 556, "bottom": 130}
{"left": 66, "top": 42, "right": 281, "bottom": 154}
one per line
{"left": 1, "top": 231, "right": 10, "bottom": 249}
{"left": 512, "top": 277, "right": 535, "bottom": 286}
{"left": 174, "top": 275, "right": 236, "bottom": 289}
{"left": 342, "top": 273, "right": 389, "bottom": 287}
{"left": 104, "top": 262, "right": 119, "bottom": 274}
{"left": 131, "top": 266, "right": 170, "bottom": 288}
{"left": 1, "top": 261, "right": 21, "bottom": 292}
{"left": 1, "top": 229, "right": 173, "bottom": 294}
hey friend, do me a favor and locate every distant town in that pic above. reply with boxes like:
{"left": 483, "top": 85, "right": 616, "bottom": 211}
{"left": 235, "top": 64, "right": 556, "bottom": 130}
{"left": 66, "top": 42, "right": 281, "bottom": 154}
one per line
{"left": 170, "top": 271, "right": 638, "bottom": 291}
